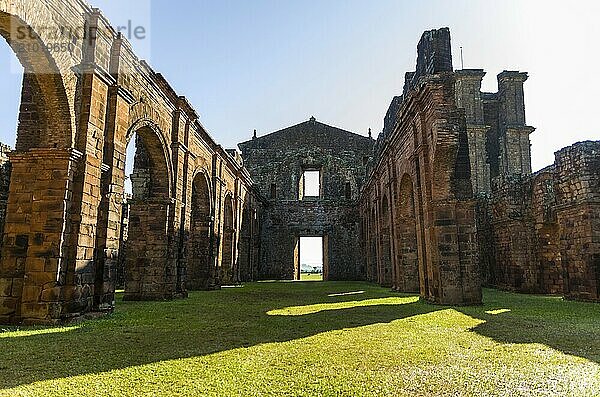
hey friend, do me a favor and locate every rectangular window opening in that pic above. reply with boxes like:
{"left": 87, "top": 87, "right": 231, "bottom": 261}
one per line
{"left": 299, "top": 236, "right": 323, "bottom": 281}
{"left": 303, "top": 170, "right": 321, "bottom": 198}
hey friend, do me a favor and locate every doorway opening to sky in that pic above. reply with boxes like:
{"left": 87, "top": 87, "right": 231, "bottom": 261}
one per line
{"left": 299, "top": 236, "right": 324, "bottom": 281}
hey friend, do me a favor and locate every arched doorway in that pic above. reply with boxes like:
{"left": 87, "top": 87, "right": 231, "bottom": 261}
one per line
{"left": 187, "top": 172, "right": 213, "bottom": 290}
{"left": 221, "top": 195, "right": 235, "bottom": 284}
{"left": 124, "top": 123, "right": 175, "bottom": 301}
{"left": 0, "top": 10, "right": 76, "bottom": 323}
{"left": 379, "top": 195, "right": 393, "bottom": 287}
{"left": 396, "top": 175, "right": 420, "bottom": 293}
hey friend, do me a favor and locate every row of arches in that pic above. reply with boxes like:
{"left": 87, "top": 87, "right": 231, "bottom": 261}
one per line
{"left": 367, "top": 175, "right": 420, "bottom": 294}
{"left": 0, "top": 2, "right": 259, "bottom": 324}
{"left": 122, "top": 127, "right": 251, "bottom": 299}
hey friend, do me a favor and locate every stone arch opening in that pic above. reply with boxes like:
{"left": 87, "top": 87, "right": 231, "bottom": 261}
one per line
{"left": 0, "top": 11, "right": 78, "bottom": 323}
{"left": 395, "top": 175, "right": 420, "bottom": 293}
{"left": 221, "top": 194, "right": 235, "bottom": 285}
{"left": 379, "top": 194, "right": 393, "bottom": 287}
{"left": 186, "top": 171, "right": 213, "bottom": 290}
{"left": 0, "top": 11, "right": 73, "bottom": 150}
{"left": 128, "top": 126, "right": 171, "bottom": 201}
{"left": 124, "top": 123, "right": 175, "bottom": 301}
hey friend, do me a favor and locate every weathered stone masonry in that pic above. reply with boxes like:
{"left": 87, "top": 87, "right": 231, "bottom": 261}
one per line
{"left": 0, "top": 0, "right": 597, "bottom": 327}
{"left": 239, "top": 118, "right": 374, "bottom": 281}
{"left": 0, "top": 0, "right": 261, "bottom": 324}
{"left": 363, "top": 27, "right": 599, "bottom": 304}
{"left": 361, "top": 29, "right": 481, "bottom": 306}
{"left": 480, "top": 142, "right": 600, "bottom": 301}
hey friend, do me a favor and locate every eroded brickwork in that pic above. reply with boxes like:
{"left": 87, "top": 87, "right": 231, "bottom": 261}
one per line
{"left": 0, "top": 1, "right": 597, "bottom": 326}
{"left": 361, "top": 28, "right": 482, "bottom": 305}
{"left": 239, "top": 119, "right": 373, "bottom": 280}
{"left": 448, "top": 34, "right": 599, "bottom": 301}
{"left": 360, "top": 27, "right": 599, "bottom": 305}
{"left": 0, "top": 0, "right": 262, "bottom": 324}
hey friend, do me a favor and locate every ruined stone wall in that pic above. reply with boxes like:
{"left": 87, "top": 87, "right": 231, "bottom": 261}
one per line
{"left": 0, "top": 0, "right": 262, "bottom": 324}
{"left": 488, "top": 175, "right": 539, "bottom": 292}
{"left": 239, "top": 118, "right": 373, "bottom": 281}
{"left": 450, "top": 40, "right": 599, "bottom": 301}
{"left": 364, "top": 27, "right": 598, "bottom": 305}
{"left": 361, "top": 28, "right": 482, "bottom": 306}
{"left": 454, "top": 70, "right": 534, "bottom": 196}
{"left": 555, "top": 142, "right": 600, "bottom": 301}
{"left": 531, "top": 169, "right": 562, "bottom": 294}
{"left": 477, "top": 142, "right": 599, "bottom": 301}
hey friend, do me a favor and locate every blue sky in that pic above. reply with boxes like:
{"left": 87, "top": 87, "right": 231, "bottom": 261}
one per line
{"left": 1, "top": 0, "right": 599, "bottom": 173}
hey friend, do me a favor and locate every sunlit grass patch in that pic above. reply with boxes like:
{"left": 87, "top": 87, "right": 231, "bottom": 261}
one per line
{"left": 485, "top": 308, "right": 512, "bottom": 315}
{"left": 267, "top": 296, "right": 419, "bottom": 316}
{"left": 0, "top": 325, "right": 81, "bottom": 338}
{"left": 300, "top": 273, "right": 323, "bottom": 281}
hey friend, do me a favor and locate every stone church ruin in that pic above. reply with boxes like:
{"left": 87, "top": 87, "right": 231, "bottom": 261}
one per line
{"left": 0, "top": 0, "right": 597, "bottom": 325}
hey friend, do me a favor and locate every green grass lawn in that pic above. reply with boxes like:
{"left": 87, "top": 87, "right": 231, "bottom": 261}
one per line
{"left": 1, "top": 282, "right": 599, "bottom": 396}
{"left": 300, "top": 272, "right": 323, "bottom": 281}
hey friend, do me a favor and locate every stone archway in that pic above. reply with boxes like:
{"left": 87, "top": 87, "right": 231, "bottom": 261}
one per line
{"left": 395, "top": 175, "right": 420, "bottom": 293}
{"left": 186, "top": 171, "right": 213, "bottom": 290}
{"left": 0, "top": 9, "right": 78, "bottom": 324}
{"left": 0, "top": 1, "right": 261, "bottom": 324}
{"left": 221, "top": 195, "right": 235, "bottom": 285}
{"left": 379, "top": 194, "right": 393, "bottom": 287}
{"left": 0, "top": 11, "right": 74, "bottom": 150}
{"left": 124, "top": 122, "right": 176, "bottom": 301}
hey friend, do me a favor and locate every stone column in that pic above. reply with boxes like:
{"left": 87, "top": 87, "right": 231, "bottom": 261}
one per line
{"left": 455, "top": 69, "right": 491, "bottom": 195}
{"left": 426, "top": 199, "right": 481, "bottom": 305}
{"left": 0, "top": 149, "right": 81, "bottom": 325}
{"left": 497, "top": 71, "right": 535, "bottom": 176}
{"left": 124, "top": 197, "right": 173, "bottom": 300}
{"left": 94, "top": 84, "right": 132, "bottom": 310}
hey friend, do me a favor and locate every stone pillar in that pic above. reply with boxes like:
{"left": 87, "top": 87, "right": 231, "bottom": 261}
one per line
{"left": 497, "top": 71, "right": 535, "bottom": 176}
{"left": 170, "top": 100, "right": 194, "bottom": 297}
{"left": 386, "top": 161, "right": 399, "bottom": 291}
{"left": 211, "top": 155, "right": 223, "bottom": 287}
{"left": 0, "top": 146, "right": 11, "bottom": 254}
{"left": 62, "top": 66, "right": 112, "bottom": 317}
{"left": 0, "top": 149, "right": 81, "bottom": 325}
{"left": 124, "top": 198, "right": 174, "bottom": 300}
{"left": 94, "top": 84, "right": 131, "bottom": 310}
{"left": 425, "top": 199, "right": 481, "bottom": 305}
{"left": 455, "top": 70, "right": 486, "bottom": 124}
{"left": 455, "top": 69, "right": 491, "bottom": 195}
{"left": 92, "top": 31, "right": 133, "bottom": 310}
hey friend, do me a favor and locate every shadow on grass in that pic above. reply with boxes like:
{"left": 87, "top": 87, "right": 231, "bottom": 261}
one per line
{"left": 0, "top": 282, "right": 598, "bottom": 389}
{"left": 460, "top": 291, "right": 600, "bottom": 365}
